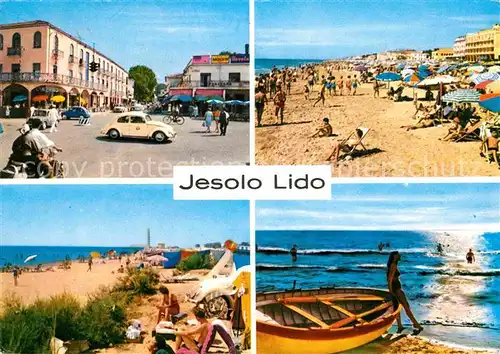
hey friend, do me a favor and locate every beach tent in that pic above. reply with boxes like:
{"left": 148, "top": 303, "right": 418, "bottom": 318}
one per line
{"left": 375, "top": 72, "right": 402, "bottom": 82}
{"left": 479, "top": 96, "right": 500, "bottom": 113}
{"left": 163, "top": 251, "right": 182, "bottom": 268}
{"left": 442, "top": 89, "right": 480, "bottom": 103}
{"left": 472, "top": 73, "right": 500, "bottom": 85}
{"left": 181, "top": 249, "right": 197, "bottom": 260}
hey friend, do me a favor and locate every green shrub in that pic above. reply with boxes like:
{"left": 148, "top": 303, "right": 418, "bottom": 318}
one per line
{"left": 79, "top": 290, "right": 128, "bottom": 348}
{"left": 176, "top": 252, "right": 214, "bottom": 272}
{"left": 115, "top": 267, "right": 159, "bottom": 295}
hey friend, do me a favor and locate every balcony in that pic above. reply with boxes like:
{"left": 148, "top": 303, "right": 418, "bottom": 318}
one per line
{"left": 0, "top": 72, "right": 107, "bottom": 92}
{"left": 52, "top": 49, "right": 64, "bottom": 59}
{"left": 7, "top": 47, "right": 21, "bottom": 56}
{"left": 180, "top": 80, "right": 250, "bottom": 89}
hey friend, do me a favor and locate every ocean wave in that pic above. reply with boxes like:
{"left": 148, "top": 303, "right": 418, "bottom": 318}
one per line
{"left": 418, "top": 268, "right": 500, "bottom": 277}
{"left": 256, "top": 264, "right": 326, "bottom": 271}
{"left": 357, "top": 264, "right": 387, "bottom": 269}
{"left": 256, "top": 264, "right": 374, "bottom": 273}
{"left": 420, "top": 319, "right": 500, "bottom": 331}
{"left": 257, "top": 247, "right": 427, "bottom": 255}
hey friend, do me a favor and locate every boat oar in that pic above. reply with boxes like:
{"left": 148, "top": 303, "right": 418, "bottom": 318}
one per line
{"left": 283, "top": 304, "right": 329, "bottom": 328}
{"left": 327, "top": 302, "right": 392, "bottom": 329}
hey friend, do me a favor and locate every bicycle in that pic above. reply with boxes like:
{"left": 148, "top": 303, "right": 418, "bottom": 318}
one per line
{"left": 162, "top": 115, "right": 185, "bottom": 125}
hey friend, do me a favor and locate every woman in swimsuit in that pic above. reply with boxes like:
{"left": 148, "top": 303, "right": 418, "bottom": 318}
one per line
{"left": 157, "top": 286, "right": 180, "bottom": 323}
{"left": 387, "top": 251, "right": 423, "bottom": 334}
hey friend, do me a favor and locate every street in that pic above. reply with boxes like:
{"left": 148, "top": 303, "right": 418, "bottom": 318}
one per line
{"left": 0, "top": 113, "right": 249, "bottom": 178}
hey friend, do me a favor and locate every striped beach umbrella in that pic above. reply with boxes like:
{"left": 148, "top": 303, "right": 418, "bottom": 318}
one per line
{"left": 442, "top": 89, "right": 480, "bottom": 103}
{"left": 403, "top": 73, "right": 423, "bottom": 83}
{"left": 472, "top": 73, "right": 500, "bottom": 85}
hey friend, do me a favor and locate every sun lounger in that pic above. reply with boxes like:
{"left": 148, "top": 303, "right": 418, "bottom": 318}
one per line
{"left": 339, "top": 127, "right": 371, "bottom": 160}
{"left": 454, "top": 120, "right": 483, "bottom": 142}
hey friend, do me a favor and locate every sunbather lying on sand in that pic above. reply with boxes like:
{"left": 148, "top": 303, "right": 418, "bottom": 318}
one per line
{"left": 401, "top": 116, "right": 437, "bottom": 131}
{"left": 326, "top": 128, "right": 364, "bottom": 163}
{"left": 311, "top": 118, "right": 333, "bottom": 137}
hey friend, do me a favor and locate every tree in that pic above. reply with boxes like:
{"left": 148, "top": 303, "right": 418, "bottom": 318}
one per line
{"left": 128, "top": 65, "right": 158, "bottom": 102}
{"left": 156, "top": 83, "right": 166, "bottom": 97}
{"left": 218, "top": 51, "right": 236, "bottom": 56}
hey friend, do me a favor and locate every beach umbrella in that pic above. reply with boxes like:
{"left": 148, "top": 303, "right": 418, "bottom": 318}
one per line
{"left": 375, "top": 72, "right": 402, "bottom": 82}
{"left": 396, "top": 63, "right": 405, "bottom": 71}
{"left": 90, "top": 252, "right": 101, "bottom": 259}
{"left": 51, "top": 95, "right": 66, "bottom": 103}
{"left": 401, "top": 69, "right": 415, "bottom": 77}
{"left": 354, "top": 65, "right": 368, "bottom": 71}
{"left": 147, "top": 255, "right": 168, "bottom": 262}
{"left": 206, "top": 99, "right": 224, "bottom": 105}
{"left": 486, "top": 80, "right": 500, "bottom": 93}
{"left": 437, "top": 65, "right": 450, "bottom": 74}
{"left": 224, "top": 100, "right": 244, "bottom": 105}
{"left": 32, "top": 95, "right": 49, "bottom": 102}
{"left": 24, "top": 255, "right": 37, "bottom": 263}
{"left": 480, "top": 93, "right": 500, "bottom": 101}
{"left": 479, "top": 96, "right": 500, "bottom": 113}
{"left": 13, "top": 95, "right": 27, "bottom": 103}
{"left": 488, "top": 66, "right": 500, "bottom": 73}
{"left": 475, "top": 80, "right": 494, "bottom": 90}
{"left": 472, "top": 73, "right": 500, "bottom": 85}
{"left": 403, "top": 73, "right": 423, "bottom": 83}
{"left": 442, "top": 89, "right": 480, "bottom": 103}
{"left": 416, "top": 75, "right": 458, "bottom": 87}
{"left": 468, "top": 65, "right": 485, "bottom": 73}
{"left": 169, "top": 95, "right": 192, "bottom": 103}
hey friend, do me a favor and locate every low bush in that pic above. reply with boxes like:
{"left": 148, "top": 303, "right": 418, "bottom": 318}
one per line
{"left": 115, "top": 267, "right": 159, "bottom": 295}
{"left": 176, "top": 252, "right": 214, "bottom": 272}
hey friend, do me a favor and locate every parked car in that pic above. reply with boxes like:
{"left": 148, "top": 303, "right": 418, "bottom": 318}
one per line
{"left": 131, "top": 104, "right": 144, "bottom": 112}
{"left": 26, "top": 109, "right": 53, "bottom": 130}
{"left": 100, "top": 112, "right": 176, "bottom": 143}
{"left": 113, "top": 105, "right": 127, "bottom": 113}
{"left": 61, "top": 107, "right": 90, "bottom": 120}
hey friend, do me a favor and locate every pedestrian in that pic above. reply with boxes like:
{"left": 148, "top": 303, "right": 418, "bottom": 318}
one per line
{"left": 313, "top": 80, "right": 327, "bottom": 107}
{"left": 287, "top": 79, "right": 292, "bottom": 95}
{"left": 214, "top": 108, "right": 221, "bottom": 134}
{"left": 273, "top": 86, "right": 286, "bottom": 125}
{"left": 30, "top": 105, "right": 36, "bottom": 117}
{"left": 290, "top": 245, "right": 297, "bottom": 262}
{"left": 346, "top": 76, "right": 352, "bottom": 95}
{"left": 219, "top": 106, "right": 229, "bottom": 136}
{"left": 352, "top": 75, "right": 359, "bottom": 95}
{"left": 204, "top": 107, "right": 213, "bottom": 133}
{"left": 13, "top": 266, "right": 19, "bottom": 286}
{"left": 48, "top": 105, "right": 59, "bottom": 133}
{"left": 373, "top": 80, "right": 380, "bottom": 98}
{"left": 338, "top": 76, "right": 344, "bottom": 96}
{"left": 87, "top": 257, "right": 93, "bottom": 272}
{"left": 255, "top": 87, "right": 267, "bottom": 127}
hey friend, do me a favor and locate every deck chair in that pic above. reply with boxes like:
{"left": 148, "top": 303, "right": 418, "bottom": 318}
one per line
{"left": 454, "top": 120, "right": 483, "bottom": 142}
{"left": 175, "top": 324, "right": 235, "bottom": 354}
{"left": 339, "top": 127, "right": 371, "bottom": 160}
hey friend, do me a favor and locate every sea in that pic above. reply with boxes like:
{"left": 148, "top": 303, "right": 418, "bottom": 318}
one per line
{"left": 256, "top": 230, "right": 500, "bottom": 351}
{"left": 1, "top": 246, "right": 250, "bottom": 269}
{"left": 256, "top": 58, "right": 325, "bottom": 75}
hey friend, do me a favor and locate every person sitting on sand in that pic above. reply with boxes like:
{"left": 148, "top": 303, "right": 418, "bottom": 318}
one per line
{"left": 157, "top": 286, "right": 180, "bottom": 323}
{"left": 387, "top": 251, "right": 423, "bottom": 334}
{"left": 326, "top": 128, "right": 364, "bottom": 163}
{"left": 441, "top": 118, "right": 463, "bottom": 141}
{"left": 175, "top": 308, "right": 210, "bottom": 353}
{"left": 311, "top": 117, "right": 333, "bottom": 137}
{"left": 485, "top": 131, "right": 499, "bottom": 167}
{"left": 466, "top": 249, "right": 476, "bottom": 264}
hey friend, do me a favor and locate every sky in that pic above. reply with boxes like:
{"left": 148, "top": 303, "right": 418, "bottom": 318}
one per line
{"left": 256, "top": 0, "right": 500, "bottom": 59}
{"left": 256, "top": 183, "right": 500, "bottom": 231}
{"left": 0, "top": 184, "right": 250, "bottom": 247}
{"left": 0, "top": 0, "right": 249, "bottom": 80}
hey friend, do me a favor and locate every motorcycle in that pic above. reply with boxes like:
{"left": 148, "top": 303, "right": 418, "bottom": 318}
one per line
{"left": 1, "top": 148, "right": 64, "bottom": 179}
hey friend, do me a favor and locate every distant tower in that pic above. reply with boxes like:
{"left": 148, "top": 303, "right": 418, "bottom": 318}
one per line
{"left": 147, "top": 228, "right": 151, "bottom": 248}
{"left": 245, "top": 44, "right": 249, "bottom": 56}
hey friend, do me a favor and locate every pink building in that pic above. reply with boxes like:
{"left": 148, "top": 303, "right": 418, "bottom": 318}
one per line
{"left": 0, "top": 20, "right": 133, "bottom": 111}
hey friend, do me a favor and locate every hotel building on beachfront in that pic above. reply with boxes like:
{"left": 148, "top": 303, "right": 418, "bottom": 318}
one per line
{"left": 453, "top": 36, "right": 466, "bottom": 60}
{"left": 465, "top": 24, "right": 500, "bottom": 61}
{"left": 431, "top": 48, "right": 454, "bottom": 61}
{"left": 167, "top": 45, "right": 250, "bottom": 103}
{"left": 0, "top": 20, "right": 132, "bottom": 114}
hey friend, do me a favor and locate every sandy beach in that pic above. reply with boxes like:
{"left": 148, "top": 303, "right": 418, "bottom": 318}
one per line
{"left": 255, "top": 65, "right": 500, "bottom": 177}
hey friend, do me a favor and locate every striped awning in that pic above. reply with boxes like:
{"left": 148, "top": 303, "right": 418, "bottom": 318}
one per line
{"left": 168, "top": 88, "right": 193, "bottom": 96}
{"left": 194, "top": 89, "right": 224, "bottom": 97}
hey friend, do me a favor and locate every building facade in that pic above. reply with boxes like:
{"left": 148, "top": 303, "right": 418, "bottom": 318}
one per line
{"left": 0, "top": 20, "right": 132, "bottom": 110}
{"left": 408, "top": 51, "right": 430, "bottom": 62}
{"left": 465, "top": 24, "right": 500, "bottom": 61}
{"left": 168, "top": 49, "right": 250, "bottom": 102}
{"left": 453, "top": 36, "right": 466, "bottom": 59}
{"left": 431, "top": 48, "right": 454, "bottom": 61}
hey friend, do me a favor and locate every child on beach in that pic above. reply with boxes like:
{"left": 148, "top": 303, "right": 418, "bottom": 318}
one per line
{"left": 352, "top": 75, "right": 359, "bottom": 95}
{"left": 338, "top": 76, "right": 344, "bottom": 96}
{"left": 311, "top": 117, "right": 333, "bottom": 137}
{"left": 373, "top": 80, "right": 380, "bottom": 98}
{"left": 304, "top": 84, "right": 310, "bottom": 100}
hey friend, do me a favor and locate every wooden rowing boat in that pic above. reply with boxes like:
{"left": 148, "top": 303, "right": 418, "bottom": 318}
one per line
{"left": 256, "top": 287, "right": 402, "bottom": 354}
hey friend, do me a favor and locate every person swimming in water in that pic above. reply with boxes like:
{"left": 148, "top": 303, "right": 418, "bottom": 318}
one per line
{"left": 378, "top": 242, "right": 384, "bottom": 251}
{"left": 290, "top": 245, "right": 298, "bottom": 262}
{"left": 466, "top": 249, "right": 475, "bottom": 264}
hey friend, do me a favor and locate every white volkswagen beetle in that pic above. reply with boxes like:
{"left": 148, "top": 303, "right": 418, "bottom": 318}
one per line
{"left": 101, "top": 112, "right": 176, "bottom": 143}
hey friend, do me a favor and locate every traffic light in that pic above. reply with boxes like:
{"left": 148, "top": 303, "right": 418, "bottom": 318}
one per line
{"left": 89, "top": 62, "right": 100, "bottom": 72}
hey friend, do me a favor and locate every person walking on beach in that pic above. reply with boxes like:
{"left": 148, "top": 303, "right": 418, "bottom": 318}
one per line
{"left": 332, "top": 77, "right": 337, "bottom": 96}
{"left": 466, "top": 249, "right": 475, "bottom": 264}
{"left": 352, "top": 75, "right": 359, "bottom": 95}
{"left": 387, "top": 251, "right": 423, "bottom": 334}
{"left": 313, "top": 81, "right": 327, "bottom": 107}
{"left": 87, "top": 257, "right": 93, "bottom": 272}
{"left": 290, "top": 245, "right": 298, "bottom": 262}
{"left": 255, "top": 87, "right": 267, "bottom": 127}
{"left": 338, "top": 76, "right": 344, "bottom": 96}
{"left": 345, "top": 76, "right": 352, "bottom": 95}
{"left": 304, "top": 84, "right": 310, "bottom": 100}
{"left": 287, "top": 78, "right": 292, "bottom": 95}
{"left": 273, "top": 86, "right": 286, "bottom": 125}
{"left": 13, "top": 266, "right": 19, "bottom": 286}
{"left": 204, "top": 108, "right": 213, "bottom": 133}
{"left": 373, "top": 80, "right": 380, "bottom": 98}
